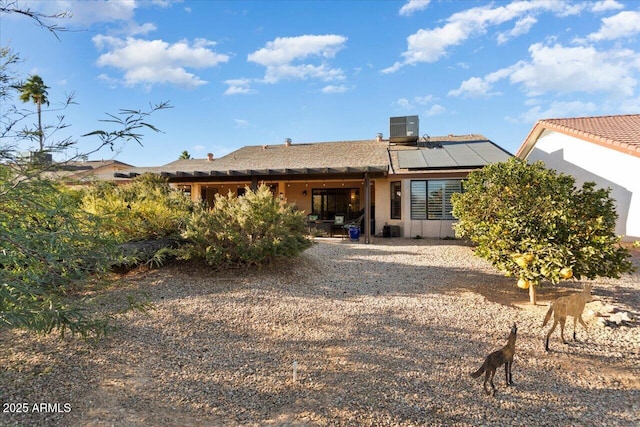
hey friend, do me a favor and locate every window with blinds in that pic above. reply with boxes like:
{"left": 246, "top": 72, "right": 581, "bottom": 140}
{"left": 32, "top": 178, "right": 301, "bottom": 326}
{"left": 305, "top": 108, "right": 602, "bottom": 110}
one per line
{"left": 410, "top": 180, "right": 462, "bottom": 220}
{"left": 391, "top": 181, "right": 401, "bottom": 219}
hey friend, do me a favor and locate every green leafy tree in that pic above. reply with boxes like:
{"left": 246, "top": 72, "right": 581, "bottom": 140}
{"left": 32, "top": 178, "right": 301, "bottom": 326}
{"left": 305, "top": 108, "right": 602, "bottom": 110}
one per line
{"left": 451, "top": 158, "right": 633, "bottom": 304}
{"left": 1, "top": 5, "right": 170, "bottom": 337}
{"left": 179, "top": 184, "right": 313, "bottom": 269}
{"left": 179, "top": 150, "right": 191, "bottom": 159}
{"left": 18, "top": 74, "right": 49, "bottom": 151}
{"left": 0, "top": 170, "right": 119, "bottom": 337}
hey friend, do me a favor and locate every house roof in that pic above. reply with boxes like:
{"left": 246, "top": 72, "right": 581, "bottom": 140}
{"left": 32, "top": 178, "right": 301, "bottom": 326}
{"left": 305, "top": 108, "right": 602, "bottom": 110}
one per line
{"left": 42, "top": 159, "right": 135, "bottom": 183}
{"left": 388, "top": 134, "right": 512, "bottom": 174}
{"left": 516, "top": 114, "right": 640, "bottom": 159}
{"left": 116, "top": 135, "right": 512, "bottom": 181}
{"left": 116, "top": 139, "right": 390, "bottom": 181}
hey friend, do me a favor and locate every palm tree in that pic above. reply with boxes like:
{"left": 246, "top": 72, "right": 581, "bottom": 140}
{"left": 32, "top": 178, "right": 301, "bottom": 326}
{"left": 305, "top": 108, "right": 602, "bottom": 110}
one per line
{"left": 19, "top": 74, "right": 49, "bottom": 151}
{"left": 179, "top": 150, "right": 191, "bottom": 159}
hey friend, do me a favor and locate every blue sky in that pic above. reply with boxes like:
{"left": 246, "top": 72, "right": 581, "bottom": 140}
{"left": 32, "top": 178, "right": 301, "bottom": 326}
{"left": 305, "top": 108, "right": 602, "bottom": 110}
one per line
{"left": 3, "top": 0, "right": 640, "bottom": 166}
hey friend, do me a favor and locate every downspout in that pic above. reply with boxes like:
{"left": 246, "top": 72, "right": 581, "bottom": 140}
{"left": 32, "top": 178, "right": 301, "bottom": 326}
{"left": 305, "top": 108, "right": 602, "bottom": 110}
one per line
{"left": 364, "top": 172, "right": 371, "bottom": 244}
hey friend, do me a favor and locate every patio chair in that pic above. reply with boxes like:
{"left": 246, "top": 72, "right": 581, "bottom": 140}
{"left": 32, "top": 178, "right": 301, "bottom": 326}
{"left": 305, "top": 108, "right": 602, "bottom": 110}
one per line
{"left": 332, "top": 214, "right": 345, "bottom": 237}
{"left": 306, "top": 213, "right": 319, "bottom": 233}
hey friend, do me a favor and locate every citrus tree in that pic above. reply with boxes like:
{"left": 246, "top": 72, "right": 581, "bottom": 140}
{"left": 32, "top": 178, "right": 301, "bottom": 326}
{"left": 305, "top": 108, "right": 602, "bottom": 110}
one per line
{"left": 451, "top": 158, "right": 633, "bottom": 304}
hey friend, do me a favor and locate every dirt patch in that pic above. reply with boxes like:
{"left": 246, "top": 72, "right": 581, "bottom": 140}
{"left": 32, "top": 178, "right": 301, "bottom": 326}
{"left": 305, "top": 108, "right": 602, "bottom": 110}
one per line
{"left": 2, "top": 238, "right": 639, "bottom": 426}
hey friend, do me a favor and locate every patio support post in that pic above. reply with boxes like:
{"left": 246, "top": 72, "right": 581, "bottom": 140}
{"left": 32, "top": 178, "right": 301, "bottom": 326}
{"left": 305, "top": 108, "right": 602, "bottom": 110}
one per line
{"left": 364, "top": 172, "right": 371, "bottom": 244}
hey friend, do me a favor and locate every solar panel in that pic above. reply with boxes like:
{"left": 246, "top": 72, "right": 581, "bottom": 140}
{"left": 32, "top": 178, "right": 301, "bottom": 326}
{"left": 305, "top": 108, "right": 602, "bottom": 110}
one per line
{"left": 398, "top": 151, "right": 427, "bottom": 168}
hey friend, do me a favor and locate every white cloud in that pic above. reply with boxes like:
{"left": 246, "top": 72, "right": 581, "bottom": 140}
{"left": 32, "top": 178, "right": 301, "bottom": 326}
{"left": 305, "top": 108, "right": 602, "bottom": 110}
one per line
{"left": 247, "top": 35, "right": 347, "bottom": 83}
{"left": 450, "top": 42, "right": 640, "bottom": 100}
{"left": 514, "top": 100, "right": 598, "bottom": 123}
{"left": 587, "top": 11, "right": 640, "bottom": 42}
{"left": 394, "top": 95, "right": 438, "bottom": 110}
{"left": 449, "top": 65, "right": 515, "bottom": 97}
{"left": 497, "top": 15, "right": 537, "bottom": 45}
{"left": 224, "top": 79, "right": 256, "bottom": 95}
{"left": 94, "top": 36, "right": 229, "bottom": 88}
{"left": 448, "top": 77, "right": 493, "bottom": 98}
{"left": 399, "top": 0, "right": 431, "bottom": 17}
{"left": 384, "top": 1, "right": 573, "bottom": 72}
{"left": 321, "top": 84, "right": 349, "bottom": 94}
{"left": 510, "top": 43, "right": 638, "bottom": 98}
{"left": 248, "top": 35, "right": 346, "bottom": 65}
{"left": 263, "top": 64, "right": 344, "bottom": 84}
{"left": 395, "top": 98, "right": 413, "bottom": 110}
{"left": 234, "top": 119, "right": 249, "bottom": 128}
{"left": 425, "top": 104, "right": 445, "bottom": 116}
{"left": 124, "top": 22, "right": 157, "bottom": 36}
{"left": 36, "top": 0, "right": 183, "bottom": 25}
{"left": 590, "top": 0, "right": 624, "bottom": 13}
{"left": 39, "top": 0, "right": 138, "bottom": 25}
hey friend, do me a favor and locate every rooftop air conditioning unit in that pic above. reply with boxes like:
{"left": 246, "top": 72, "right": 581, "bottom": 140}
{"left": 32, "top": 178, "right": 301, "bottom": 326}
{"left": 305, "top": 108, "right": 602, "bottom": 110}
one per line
{"left": 389, "top": 115, "right": 419, "bottom": 144}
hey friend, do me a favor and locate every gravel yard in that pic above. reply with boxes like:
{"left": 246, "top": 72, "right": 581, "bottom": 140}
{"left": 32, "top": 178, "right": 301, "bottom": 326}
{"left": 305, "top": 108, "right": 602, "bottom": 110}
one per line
{"left": 1, "top": 238, "right": 639, "bottom": 426}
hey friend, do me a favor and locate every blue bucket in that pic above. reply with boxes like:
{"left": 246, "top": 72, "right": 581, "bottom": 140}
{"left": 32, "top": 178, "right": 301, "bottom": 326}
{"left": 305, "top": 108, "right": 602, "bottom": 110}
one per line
{"left": 348, "top": 226, "right": 360, "bottom": 241}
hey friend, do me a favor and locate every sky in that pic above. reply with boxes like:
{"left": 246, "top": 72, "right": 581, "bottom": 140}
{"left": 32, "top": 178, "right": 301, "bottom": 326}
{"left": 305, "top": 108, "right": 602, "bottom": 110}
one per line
{"left": 2, "top": 0, "right": 640, "bottom": 166}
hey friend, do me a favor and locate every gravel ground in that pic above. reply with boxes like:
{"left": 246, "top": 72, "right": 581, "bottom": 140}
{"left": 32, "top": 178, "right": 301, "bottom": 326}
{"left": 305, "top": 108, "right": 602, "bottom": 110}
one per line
{"left": 1, "top": 238, "right": 639, "bottom": 426}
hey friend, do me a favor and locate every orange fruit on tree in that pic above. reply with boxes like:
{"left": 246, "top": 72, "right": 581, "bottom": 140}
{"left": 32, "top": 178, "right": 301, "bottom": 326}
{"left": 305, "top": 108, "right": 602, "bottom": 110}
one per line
{"left": 560, "top": 267, "right": 573, "bottom": 279}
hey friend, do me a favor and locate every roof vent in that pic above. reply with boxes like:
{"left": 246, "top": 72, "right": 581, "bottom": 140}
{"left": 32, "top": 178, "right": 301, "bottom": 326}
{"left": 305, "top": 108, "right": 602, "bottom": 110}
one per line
{"left": 389, "top": 116, "right": 419, "bottom": 144}
{"left": 285, "top": 138, "right": 292, "bottom": 146}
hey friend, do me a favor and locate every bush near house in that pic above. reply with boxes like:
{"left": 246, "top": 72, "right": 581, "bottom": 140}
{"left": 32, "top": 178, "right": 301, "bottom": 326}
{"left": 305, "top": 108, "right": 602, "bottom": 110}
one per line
{"left": 81, "top": 174, "right": 200, "bottom": 243}
{"left": 178, "top": 184, "right": 313, "bottom": 269}
{"left": 451, "top": 158, "right": 633, "bottom": 304}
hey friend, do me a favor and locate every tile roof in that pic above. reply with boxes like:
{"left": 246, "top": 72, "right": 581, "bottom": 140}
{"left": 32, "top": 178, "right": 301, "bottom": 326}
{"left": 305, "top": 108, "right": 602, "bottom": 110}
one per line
{"left": 517, "top": 114, "right": 640, "bottom": 158}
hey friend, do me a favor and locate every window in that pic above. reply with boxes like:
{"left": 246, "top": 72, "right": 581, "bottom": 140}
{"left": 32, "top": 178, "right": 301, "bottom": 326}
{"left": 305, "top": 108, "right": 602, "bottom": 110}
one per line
{"left": 410, "top": 180, "right": 462, "bottom": 220}
{"left": 312, "top": 188, "right": 359, "bottom": 220}
{"left": 390, "top": 181, "right": 401, "bottom": 219}
{"left": 177, "top": 185, "right": 191, "bottom": 198}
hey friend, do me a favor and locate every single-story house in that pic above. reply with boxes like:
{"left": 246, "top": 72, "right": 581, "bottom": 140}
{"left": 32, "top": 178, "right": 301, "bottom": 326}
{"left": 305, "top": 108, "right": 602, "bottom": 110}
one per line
{"left": 43, "top": 159, "right": 134, "bottom": 188}
{"left": 116, "top": 117, "right": 512, "bottom": 243}
{"left": 516, "top": 114, "right": 640, "bottom": 242}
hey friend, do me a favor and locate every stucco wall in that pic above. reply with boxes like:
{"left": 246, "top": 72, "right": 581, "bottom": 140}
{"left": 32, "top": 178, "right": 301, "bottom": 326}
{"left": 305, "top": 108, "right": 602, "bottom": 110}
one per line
{"left": 527, "top": 130, "right": 639, "bottom": 241}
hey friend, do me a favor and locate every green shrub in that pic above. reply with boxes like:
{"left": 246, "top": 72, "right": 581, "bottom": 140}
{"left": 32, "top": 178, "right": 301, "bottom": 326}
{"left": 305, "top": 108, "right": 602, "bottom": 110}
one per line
{"left": 82, "top": 174, "right": 200, "bottom": 243}
{"left": 178, "top": 184, "right": 313, "bottom": 268}
{"left": 0, "top": 166, "right": 118, "bottom": 337}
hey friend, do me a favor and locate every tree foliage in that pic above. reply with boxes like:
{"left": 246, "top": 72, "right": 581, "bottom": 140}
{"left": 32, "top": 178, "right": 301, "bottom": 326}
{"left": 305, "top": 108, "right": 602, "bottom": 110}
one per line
{"left": 17, "top": 74, "right": 49, "bottom": 151}
{"left": 451, "top": 158, "right": 633, "bottom": 303}
{"left": 81, "top": 174, "right": 200, "bottom": 243}
{"left": 0, "top": 166, "right": 120, "bottom": 336}
{"left": 178, "top": 184, "right": 313, "bottom": 269}
{"left": 1, "top": 5, "right": 169, "bottom": 336}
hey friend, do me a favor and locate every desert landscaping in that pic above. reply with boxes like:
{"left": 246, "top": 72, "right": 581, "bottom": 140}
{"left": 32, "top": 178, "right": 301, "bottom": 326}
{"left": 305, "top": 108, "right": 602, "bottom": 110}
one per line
{"left": 1, "top": 238, "right": 639, "bottom": 426}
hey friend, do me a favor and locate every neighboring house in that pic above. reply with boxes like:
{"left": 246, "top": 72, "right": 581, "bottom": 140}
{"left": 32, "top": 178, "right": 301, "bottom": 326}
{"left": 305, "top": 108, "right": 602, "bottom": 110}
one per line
{"left": 43, "top": 159, "right": 135, "bottom": 188}
{"left": 516, "top": 114, "right": 640, "bottom": 242}
{"left": 116, "top": 117, "right": 512, "bottom": 242}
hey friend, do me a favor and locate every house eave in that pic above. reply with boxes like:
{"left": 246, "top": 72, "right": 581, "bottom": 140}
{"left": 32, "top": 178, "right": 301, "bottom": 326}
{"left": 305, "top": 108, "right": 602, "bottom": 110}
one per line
{"left": 115, "top": 166, "right": 389, "bottom": 181}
